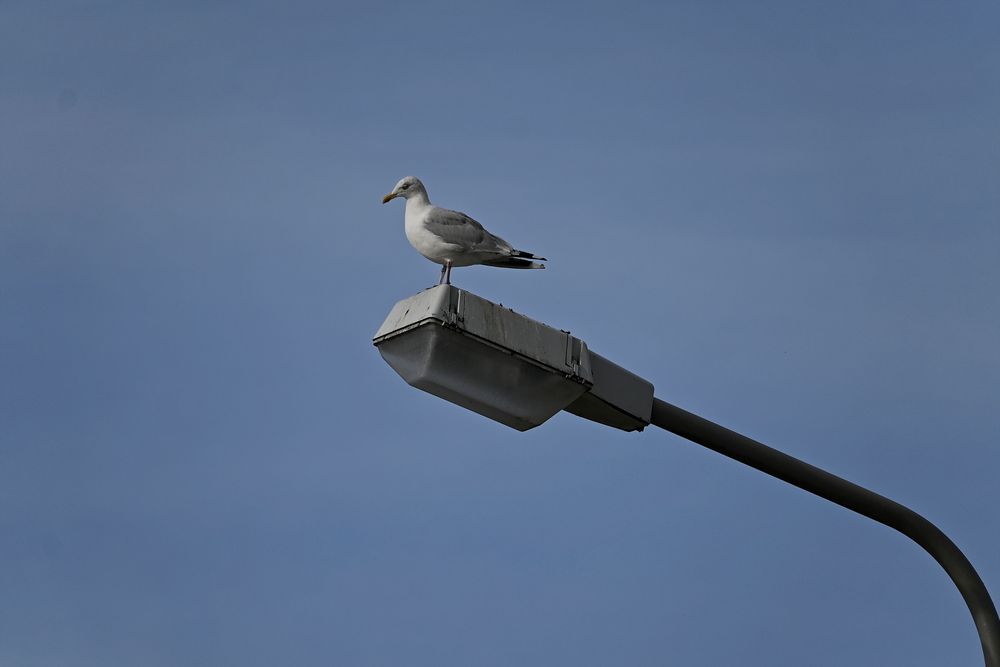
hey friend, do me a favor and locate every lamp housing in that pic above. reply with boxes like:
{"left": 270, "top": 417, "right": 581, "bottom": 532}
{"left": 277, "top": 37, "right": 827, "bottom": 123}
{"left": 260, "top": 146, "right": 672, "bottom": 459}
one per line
{"left": 373, "top": 286, "right": 652, "bottom": 432}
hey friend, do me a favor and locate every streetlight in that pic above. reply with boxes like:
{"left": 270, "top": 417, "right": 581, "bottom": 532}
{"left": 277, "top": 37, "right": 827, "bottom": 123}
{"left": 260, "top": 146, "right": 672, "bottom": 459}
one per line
{"left": 373, "top": 285, "right": 1000, "bottom": 666}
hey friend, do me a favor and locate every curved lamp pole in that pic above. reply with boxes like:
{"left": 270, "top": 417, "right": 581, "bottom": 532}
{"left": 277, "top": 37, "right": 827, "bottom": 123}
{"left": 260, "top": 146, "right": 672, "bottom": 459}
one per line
{"left": 374, "top": 285, "right": 999, "bottom": 665}
{"left": 650, "top": 398, "right": 1000, "bottom": 666}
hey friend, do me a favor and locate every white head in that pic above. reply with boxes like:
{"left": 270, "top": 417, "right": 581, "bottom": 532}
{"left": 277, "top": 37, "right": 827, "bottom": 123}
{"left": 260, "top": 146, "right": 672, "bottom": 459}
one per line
{"left": 382, "top": 176, "right": 428, "bottom": 204}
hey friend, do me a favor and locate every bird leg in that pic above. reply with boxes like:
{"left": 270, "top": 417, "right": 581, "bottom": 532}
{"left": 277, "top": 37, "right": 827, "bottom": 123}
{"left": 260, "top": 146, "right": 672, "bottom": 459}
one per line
{"left": 436, "top": 262, "right": 453, "bottom": 285}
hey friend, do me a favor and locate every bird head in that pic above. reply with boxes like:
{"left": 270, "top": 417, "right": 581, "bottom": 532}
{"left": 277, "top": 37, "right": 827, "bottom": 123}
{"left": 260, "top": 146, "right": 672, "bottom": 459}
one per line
{"left": 382, "top": 176, "right": 426, "bottom": 204}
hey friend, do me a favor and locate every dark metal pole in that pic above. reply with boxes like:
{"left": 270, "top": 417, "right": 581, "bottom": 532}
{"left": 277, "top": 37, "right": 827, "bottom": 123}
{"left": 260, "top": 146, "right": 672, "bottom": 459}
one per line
{"left": 650, "top": 397, "right": 1000, "bottom": 667}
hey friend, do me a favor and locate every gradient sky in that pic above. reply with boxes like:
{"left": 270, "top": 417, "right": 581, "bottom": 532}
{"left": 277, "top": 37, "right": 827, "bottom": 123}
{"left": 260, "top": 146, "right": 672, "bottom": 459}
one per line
{"left": 2, "top": 1, "right": 999, "bottom": 665}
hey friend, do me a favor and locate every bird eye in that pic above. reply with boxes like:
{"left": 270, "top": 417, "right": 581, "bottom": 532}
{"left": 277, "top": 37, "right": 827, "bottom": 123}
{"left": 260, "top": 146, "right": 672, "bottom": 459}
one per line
{"left": 401, "top": 183, "right": 410, "bottom": 190}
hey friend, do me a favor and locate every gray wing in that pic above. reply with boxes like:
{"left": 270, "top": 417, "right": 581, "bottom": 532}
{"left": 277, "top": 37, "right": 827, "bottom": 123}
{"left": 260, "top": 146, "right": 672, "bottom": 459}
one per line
{"left": 424, "top": 206, "right": 513, "bottom": 254}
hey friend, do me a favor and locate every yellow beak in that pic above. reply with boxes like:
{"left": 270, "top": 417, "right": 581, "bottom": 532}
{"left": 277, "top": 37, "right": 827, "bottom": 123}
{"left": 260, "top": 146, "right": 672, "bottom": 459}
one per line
{"left": 382, "top": 193, "right": 397, "bottom": 204}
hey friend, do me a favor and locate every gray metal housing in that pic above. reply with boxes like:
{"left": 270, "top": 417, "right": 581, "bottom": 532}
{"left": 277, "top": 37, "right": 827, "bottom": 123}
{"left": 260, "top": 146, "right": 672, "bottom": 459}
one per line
{"left": 373, "top": 286, "right": 653, "bottom": 432}
{"left": 564, "top": 352, "right": 654, "bottom": 431}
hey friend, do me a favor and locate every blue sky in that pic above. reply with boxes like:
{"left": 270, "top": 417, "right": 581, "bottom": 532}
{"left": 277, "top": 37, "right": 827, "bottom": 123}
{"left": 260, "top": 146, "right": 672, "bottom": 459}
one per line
{"left": 2, "top": 1, "right": 999, "bottom": 665}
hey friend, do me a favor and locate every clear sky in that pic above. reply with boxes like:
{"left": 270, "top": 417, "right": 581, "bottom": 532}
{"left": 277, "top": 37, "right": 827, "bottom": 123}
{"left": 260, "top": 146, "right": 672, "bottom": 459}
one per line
{"left": 2, "top": 1, "right": 999, "bottom": 665}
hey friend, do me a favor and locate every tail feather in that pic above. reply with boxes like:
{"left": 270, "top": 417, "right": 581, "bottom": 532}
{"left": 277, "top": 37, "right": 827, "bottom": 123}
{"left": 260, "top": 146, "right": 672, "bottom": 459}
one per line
{"left": 512, "top": 249, "right": 547, "bottom": 261}
{"left": 482, "top": 257, "right": 546, "bottom": 270}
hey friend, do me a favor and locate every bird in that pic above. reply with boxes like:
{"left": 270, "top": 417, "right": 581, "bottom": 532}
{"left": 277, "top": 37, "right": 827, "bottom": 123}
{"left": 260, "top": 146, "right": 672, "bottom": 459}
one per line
{"left": 382, "top": 176, "right": 546, "bottom": 285}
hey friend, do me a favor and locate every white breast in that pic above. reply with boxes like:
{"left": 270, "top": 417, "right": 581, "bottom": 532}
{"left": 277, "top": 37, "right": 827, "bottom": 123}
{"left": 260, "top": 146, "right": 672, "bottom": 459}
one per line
{"left": 404, "top": 201, "right": 454, "bottom": 264}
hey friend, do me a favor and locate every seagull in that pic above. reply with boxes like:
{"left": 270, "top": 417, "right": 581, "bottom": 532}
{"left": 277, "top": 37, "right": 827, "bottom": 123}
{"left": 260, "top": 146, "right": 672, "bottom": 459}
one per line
{"left": 382, "top": 176, "right": 546, "bottom": 285}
